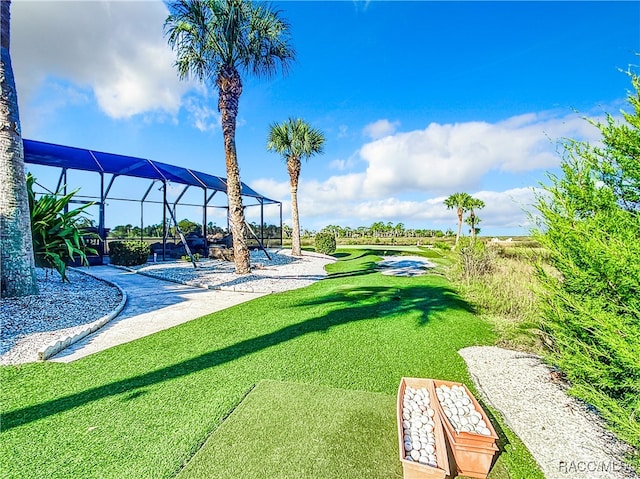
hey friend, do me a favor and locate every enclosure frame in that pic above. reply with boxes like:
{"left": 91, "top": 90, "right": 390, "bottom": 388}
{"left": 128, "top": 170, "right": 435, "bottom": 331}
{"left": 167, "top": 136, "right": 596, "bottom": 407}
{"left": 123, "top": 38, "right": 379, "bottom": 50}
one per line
{"left": 23, "top": 139, "right": 283, "bottom": 261}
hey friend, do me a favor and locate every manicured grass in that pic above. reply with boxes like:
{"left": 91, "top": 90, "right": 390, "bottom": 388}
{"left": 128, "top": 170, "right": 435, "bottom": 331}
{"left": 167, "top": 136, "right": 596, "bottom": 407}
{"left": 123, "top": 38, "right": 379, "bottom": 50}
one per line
{"left": 1, "top": 250, "right": 543, "bottom": 479}
{"left": 177, "top": 380, "right": 401, "bottom": 479}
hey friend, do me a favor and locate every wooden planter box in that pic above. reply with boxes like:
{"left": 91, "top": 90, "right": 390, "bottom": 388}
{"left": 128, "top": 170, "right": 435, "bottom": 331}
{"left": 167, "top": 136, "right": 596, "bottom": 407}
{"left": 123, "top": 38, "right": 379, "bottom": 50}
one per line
{"left": 432, "top": 379, "right": 499, "bottom": 479}
{"left": 397, "top": 378, "right": 450, "bottom": 479}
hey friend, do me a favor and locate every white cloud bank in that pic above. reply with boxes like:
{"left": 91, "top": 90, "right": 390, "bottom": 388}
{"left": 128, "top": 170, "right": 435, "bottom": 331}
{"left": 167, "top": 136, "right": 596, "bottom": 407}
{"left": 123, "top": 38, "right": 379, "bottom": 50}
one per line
{"left": 359, "top": 111, "right": 601, "bottom": 196}
{"left": 252, "top": 109, "right": 601, "bottom": 233}
{"left": 12, "top": 0, "right": 189, "bottom": 119}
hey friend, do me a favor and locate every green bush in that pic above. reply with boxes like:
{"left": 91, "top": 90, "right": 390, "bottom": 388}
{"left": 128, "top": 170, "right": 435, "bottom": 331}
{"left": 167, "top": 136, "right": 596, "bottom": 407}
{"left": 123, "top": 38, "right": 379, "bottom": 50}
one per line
{"left": 535, "top": 70, "right": 640, "bottom": 467}
{"left": 27, "top": 174, "right": 97, "bottom": 282}
{"left": 314, "top": 232, "right": 336, "bottom": 255}
{"left": 109, "top": 241, "right": 150, "bottom": 266}
{"left": 181, "top": 253, "right": 202, "bottom": 262}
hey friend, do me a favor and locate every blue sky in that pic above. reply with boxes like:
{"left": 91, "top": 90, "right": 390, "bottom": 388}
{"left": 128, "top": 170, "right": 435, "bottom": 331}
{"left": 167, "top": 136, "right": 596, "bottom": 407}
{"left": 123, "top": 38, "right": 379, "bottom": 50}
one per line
{"left": 12, "top": 0, "right": 640, "bottom": 236}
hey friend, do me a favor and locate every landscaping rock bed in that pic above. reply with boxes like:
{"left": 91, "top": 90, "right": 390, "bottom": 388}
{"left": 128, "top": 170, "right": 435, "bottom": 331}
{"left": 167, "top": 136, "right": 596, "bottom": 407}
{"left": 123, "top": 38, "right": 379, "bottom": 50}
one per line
{"left": 460, "top": 346, "right": 640, "bottom": 479}
{"left": 1, "top": 268, "right": 123, "bottom": 365}
{"left": 125, "top": 249, "right": 333, "bottom": 293}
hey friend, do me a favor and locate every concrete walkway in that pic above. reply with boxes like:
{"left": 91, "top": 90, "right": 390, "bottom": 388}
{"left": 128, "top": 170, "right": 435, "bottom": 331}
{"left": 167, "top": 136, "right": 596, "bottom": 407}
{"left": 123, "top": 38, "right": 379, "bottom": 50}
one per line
{"left": 50, "top": 266, "right": 266, "bottom": 363}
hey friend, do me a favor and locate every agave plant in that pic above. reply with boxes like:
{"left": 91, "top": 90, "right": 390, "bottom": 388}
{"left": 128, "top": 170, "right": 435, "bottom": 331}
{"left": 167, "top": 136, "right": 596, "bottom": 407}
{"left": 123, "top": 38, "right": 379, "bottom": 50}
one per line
{"left": 26, "top": 174, "right": 98, "bottom": 281}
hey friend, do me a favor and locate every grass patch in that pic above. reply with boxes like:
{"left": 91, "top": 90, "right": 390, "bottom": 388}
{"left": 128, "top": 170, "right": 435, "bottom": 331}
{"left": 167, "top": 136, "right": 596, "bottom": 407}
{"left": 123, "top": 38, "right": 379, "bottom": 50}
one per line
{"left": 1, "top": 250, "right": 543, "bottom": 479}
{"left": 177, "top": 380, "right": 400, "bottom": 479}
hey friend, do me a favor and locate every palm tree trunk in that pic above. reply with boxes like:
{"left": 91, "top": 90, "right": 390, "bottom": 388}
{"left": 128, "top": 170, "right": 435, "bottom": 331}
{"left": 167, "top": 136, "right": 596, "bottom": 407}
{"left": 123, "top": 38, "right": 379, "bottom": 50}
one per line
{"left": 288, "top": 157, "right": 301, "bottom": 256}
{"left": 456, "top": 208, "right": 463, "bottom": 246}
{"left": 1, "top": 0, "right": 38, "bottom": 298}
{"left": 470, "top": 210, "right": 476, "bottom": 239}
{"left": 217, "top": 66, "right": 250, "bottom": 274}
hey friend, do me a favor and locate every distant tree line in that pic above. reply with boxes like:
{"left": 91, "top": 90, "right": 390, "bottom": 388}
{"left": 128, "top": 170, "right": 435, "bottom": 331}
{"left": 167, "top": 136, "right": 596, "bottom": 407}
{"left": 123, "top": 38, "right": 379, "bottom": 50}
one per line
{"left": 292, "top": 222, "right": 453, "bottom": 239}
{"left": 107, "top": 220, "right": 281, "bottom": 240}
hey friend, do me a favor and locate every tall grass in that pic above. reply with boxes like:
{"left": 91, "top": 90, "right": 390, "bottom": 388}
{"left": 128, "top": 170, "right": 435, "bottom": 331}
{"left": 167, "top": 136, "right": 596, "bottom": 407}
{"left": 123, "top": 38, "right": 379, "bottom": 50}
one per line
{"left": 447, "top": 240, "right": 544, "bottom": 352}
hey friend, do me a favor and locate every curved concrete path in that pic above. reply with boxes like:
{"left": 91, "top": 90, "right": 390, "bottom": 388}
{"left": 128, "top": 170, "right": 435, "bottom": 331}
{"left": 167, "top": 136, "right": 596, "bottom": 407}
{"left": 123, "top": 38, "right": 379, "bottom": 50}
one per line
{"left": 50, "top": 266, "right": 266, "bottom": 363}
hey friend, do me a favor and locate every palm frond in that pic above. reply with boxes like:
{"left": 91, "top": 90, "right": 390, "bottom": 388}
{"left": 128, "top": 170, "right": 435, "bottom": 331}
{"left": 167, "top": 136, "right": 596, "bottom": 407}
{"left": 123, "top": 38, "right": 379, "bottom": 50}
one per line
{"left": 266, "top": 118, "right": 325, "bottom": 162}
{"left": 164, "top": 0, "right": 294, "bottom": 85}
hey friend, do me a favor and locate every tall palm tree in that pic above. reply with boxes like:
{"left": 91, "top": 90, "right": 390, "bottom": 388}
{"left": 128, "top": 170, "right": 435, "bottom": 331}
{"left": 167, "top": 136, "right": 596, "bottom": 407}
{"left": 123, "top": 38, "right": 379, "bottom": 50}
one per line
{"left": 267, "top": 118, "right": 325, "bottom": 256}
{"left": 165, "top": 0, "right": 294, "bottom": 274}
{"left": 466, "top": 197, "right": 485, "bottom": 239}
{"left": 443, "top": 192, "right": 473, "bottom": 246}
{"left": 1, "top": 0, "right": 38, "bottom": 298}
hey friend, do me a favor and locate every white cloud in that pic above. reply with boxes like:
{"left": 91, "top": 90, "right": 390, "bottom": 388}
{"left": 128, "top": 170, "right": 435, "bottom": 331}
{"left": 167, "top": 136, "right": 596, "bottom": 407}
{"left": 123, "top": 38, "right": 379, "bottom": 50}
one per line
{"left": 328, "top": 155, "right": 360, "bottom": 171}
{"left": 184, "top": 97, "right": 221, "bottom": 132}
{"left": 250, "top": 178, "right": 291, "bottom": 200}
{"left": 471, "top": 188, "right": 539, "bottom": 228}
{"left": 252, "top": 109, "right": 602, "bottom": 234}
{"left": 12, "top": 0, "right": 190, "bottom": 120}
{"left": 329, "top": 159, "right": 347, "bottom": 170}
{"left": 362, "top": 119, "right": 400, "bottom": 140}
{"left": 359, "top": 112, "right": 601, "bottom": 196}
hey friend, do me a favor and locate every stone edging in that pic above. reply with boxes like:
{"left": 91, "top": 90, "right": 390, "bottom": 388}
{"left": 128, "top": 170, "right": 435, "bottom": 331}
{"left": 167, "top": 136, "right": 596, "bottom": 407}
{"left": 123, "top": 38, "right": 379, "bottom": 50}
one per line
{"left": 37, "top": 268, "right": 128, "bottom": 361}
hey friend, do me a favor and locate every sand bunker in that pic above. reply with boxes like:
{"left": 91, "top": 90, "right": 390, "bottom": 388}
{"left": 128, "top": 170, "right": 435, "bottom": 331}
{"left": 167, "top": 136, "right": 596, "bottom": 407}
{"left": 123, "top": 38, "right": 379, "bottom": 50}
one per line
{"left": 377, "top": 256, "right": 436, "bottom": 277}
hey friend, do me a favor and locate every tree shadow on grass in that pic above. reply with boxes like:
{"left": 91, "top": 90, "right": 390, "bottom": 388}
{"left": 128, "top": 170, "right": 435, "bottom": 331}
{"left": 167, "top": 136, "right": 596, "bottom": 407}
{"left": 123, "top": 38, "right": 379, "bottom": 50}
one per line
{"left": 322, "top": 251, "right": 382, "bottom": 280}
{"left": 297, "top": 284, "right": 475, "bottom": 325}
{"left": 2, "top": 284, "right": 474, "bottom": 432}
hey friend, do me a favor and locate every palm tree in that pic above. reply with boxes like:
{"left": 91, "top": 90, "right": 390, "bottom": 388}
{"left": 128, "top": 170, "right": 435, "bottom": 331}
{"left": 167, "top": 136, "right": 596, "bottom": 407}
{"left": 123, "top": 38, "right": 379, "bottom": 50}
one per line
{"left": 443, "top": 192, "right": 473, "bottom": 246}
{"left": 1, "top": 0, "right": 38, "bottom": 298}
{"left": 465, "top": 215, "right": 482, "bottom": 237}
{"left": 165, "top": 0, "right": 294, "bottom": 274}
{"left": 267, "top": 118, "right": 325, "bottom": 256}
{"left": 466, "top": 197, "right": 485, "bottom": 239}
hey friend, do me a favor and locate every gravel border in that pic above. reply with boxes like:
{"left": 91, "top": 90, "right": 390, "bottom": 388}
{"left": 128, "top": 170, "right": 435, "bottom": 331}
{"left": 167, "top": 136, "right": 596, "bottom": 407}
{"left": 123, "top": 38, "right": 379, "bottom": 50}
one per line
{"left": 460, "top": 346, "right": 638, "bottom": 479}
{"left": 1, "top": 268, "right": 124, "bottom": 365}
{"left": 37, "top": 279, "right": 127, "bottom": 361}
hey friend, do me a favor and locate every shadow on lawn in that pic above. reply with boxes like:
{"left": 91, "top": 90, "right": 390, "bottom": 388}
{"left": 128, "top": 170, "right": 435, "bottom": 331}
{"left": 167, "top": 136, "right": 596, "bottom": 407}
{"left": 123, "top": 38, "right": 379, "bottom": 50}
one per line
{"left": 2, "top": 283, "right": 473, "bottom": 431}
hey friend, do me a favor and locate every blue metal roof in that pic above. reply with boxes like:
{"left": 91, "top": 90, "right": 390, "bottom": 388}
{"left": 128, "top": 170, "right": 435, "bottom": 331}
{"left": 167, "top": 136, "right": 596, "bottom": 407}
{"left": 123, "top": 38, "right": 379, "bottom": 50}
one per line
{"left": 23, "top": 139, "right": 278, "bottom": 203}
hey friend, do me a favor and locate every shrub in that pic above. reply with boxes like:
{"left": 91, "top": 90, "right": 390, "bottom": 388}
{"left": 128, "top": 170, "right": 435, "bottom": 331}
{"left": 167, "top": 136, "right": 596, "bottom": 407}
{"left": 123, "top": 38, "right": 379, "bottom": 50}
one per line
{"left": 535, "top": 70, "right": 640, "bottom": 466}
{"left": 433, "top": 241, "right": 452, "bottom": 252}
{"left": 451, "top": 238, "right": 496, "bottom": 284}
{"left": 109, "top": 241, "right": 150, "bottom": 266}
{"left": 27, "top": 174, "right": 97, "bottom": 282}
{"left": 314, "top": 232, "right": 336, "bottom": 255}
{"left": 181, "top": 253, "right": 202, "bottom": 262}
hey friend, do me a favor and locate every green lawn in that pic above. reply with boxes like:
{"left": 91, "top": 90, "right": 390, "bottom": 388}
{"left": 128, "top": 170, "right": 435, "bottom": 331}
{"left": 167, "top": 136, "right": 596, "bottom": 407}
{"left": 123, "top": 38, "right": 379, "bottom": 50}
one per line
{"left": 1, "top": 250, "right": 543, "bottom": 479}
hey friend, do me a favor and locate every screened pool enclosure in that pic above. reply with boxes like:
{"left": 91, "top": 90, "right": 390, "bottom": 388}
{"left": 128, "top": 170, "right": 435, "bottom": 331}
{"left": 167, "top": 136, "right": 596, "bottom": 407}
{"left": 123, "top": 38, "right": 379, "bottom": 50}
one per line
{"left": 23, "top": 139, "right": 283, "bottom": 262}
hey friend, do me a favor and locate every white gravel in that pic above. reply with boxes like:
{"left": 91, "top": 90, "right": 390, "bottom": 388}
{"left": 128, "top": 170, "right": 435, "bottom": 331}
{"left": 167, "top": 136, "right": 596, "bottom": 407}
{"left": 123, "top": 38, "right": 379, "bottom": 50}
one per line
{"left": 126, "top": 249, "right": 334, "bottom": 293}
{"left": 1, "top": 250, "right": 333, "bottom": 366}
{"left": 1, "top": 268, "right": 123, "bottom": 365}
{"left": 460, "top": 346, "right": 639, "bottom": 479}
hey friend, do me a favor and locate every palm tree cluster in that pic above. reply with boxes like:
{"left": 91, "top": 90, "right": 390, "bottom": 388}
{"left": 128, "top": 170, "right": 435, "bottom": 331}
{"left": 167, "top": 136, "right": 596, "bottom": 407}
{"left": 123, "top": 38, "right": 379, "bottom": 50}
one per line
{"left": 443, "top": 192, "right": 486, "bottom": 245}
